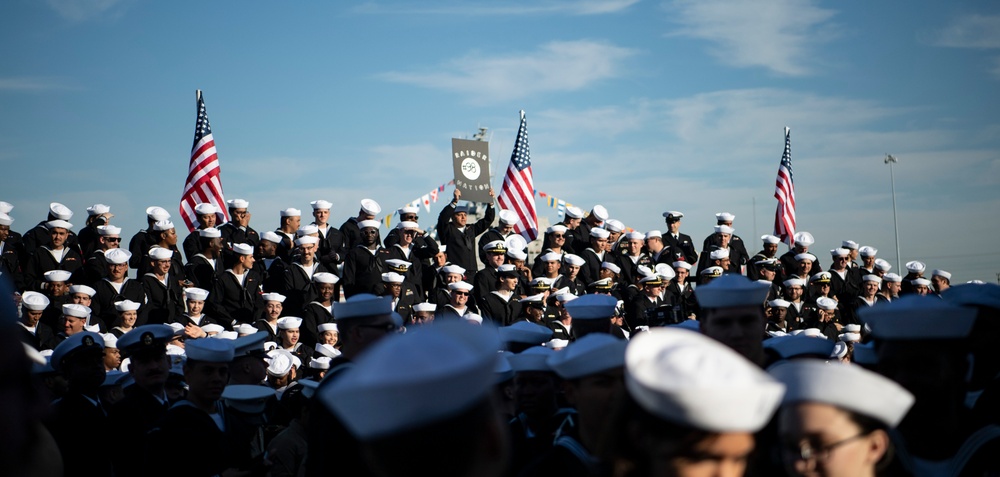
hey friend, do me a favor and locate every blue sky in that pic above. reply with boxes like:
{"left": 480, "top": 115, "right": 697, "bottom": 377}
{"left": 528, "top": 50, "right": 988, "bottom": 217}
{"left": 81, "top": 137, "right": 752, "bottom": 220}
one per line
{"left": 2, "top": 0, "right": 998, "bottom": 281}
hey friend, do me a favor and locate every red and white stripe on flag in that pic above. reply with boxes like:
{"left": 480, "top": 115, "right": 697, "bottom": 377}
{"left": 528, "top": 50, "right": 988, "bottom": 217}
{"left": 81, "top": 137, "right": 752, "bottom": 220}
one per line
{"left": 773, "top": 127, "right": 796, "bottom": 244}
{"left": 497, "top": 110, "right": 538, "bottom": 241}
{"left": 180, "top": 91, "right": 228, "bottom": 232}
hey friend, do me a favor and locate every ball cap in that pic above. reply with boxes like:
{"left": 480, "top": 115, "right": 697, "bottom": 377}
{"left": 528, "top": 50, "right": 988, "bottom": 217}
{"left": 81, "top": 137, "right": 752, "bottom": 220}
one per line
{"left": 625, "top": 328, "right": 784, "bottom": 432}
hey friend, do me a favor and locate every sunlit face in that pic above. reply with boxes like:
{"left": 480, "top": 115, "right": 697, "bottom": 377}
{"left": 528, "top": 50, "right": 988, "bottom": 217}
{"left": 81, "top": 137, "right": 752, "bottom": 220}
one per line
{"left": 913, "top": 284, "right": 929, "bottom": 296}
{"left": 299, "top": 243, "right": 316, "bottom": 262}
{"left": 786, "top": 286, "right": 804, "bottom": 301}
{"left": 931, "top": 275, "right": 949, "bottom": 292}
{"left": 22, "top": 310, "right": 43, "bottom": 327}
{"left": 500, "top": 223, "right": 514, "bottom": 235}
{"left": 452, "top": 211, "right": 468, "bottom": 227}
{"left": 72, "top": 293, "right": 92, "bottom": 307}
{"left": 259, "top": 240, "right": 277, "bottom": 257}
{"left": 500, "top": 274, "right": 519, "bottom": 291}
{"left": 862, "top": 256, "right": 875, "bottom": 269}
{"left": 764, "top": 243, "right": 779, "bottom": 256}
{"left": 592, "top": 237, "right": 608, "bottom": 250}
{"left": 770, "top": 306, "right": 788, "bottom": 321}
{"left": 101, "top": 235, "right": 121, "bottom": 249}
{"left": 316, "top": 283, "right": 335, "bottom": 301}
{"left": 545, "top": 260, "right": 561, "bottom": 276}
{"left": 675, "top": 267, "right": 689, "bottom": 282}
{"left": 863, "top": 281, "right": 880, "bottom": 296}
{"left": 433, "top": 251, "right": 447, "bottom": 267}
{"left": 565, "top": 264, "right": 580, "bottom": 279}
{"left": 797, "top": 260, "right": 813, "bottom": 276}
{"left": 161, "top": 227, "right": 178, "bottom": 246}
{"left": 321, "top": 330, "right": 339, "bottom": 346}
{"left": 154, "top": 258, "right": 172, "bottom": 275}
{"left": 599, "top": 268, "right": 616, "bottom": 280}
{"left": 285, "top": 215, "right": 301, "bottom": 230}
{"left": 281, "top": 328, "right": 299, "bottom": 347}
{"left": 832, "top": 256, "right": 849, "bottom": 270}
{"left": 120, "top": 310, "right": 137, "bottom": 327}
{"left": 667, "top": 220, "right": 681, "bottom": 233}
{"left": 401, "top": 228, "right": 417, "bottom": 245}
{"left": 50, "top": 227, "right": 69, "bottom": 248}
{"left": 779, "top": 402, "right": 885, "bottom": 477}
{"left": 198, "top": 213, "right": 217, "bottom": 228}
{"left": 760, "top": 268, "right": 776, "bottom": 281}
{"left": 0, "top": 225, "right": 8, "bottom": 242}
{"left": 552, "top": 232, "right": 566, "bottom": 246}
{"left": 717, "top": 257, "right": 731, "bottom": 269}
{"left": 108, "top": 262, "right": 128, "bottom": 281}
{"left": 361, "top": 228, "right": 378, "bottom": 246}
{"left": 231, "top": 208, "right": 250, "bottom": 226}
{"left": 104, "top": 347, "right": 121, "bottom": 370}
{"left": 400, "top": 213, "right": 418, "bottom": 223}
{"left": 445, "top": 273, "right": 463, "bottom": 284}
{"left": 450, "top": 288, "right": 470, "bottom": 307}
{"left": 238, "top": 253, "right": 255, "bottom": 270}
{"left": 266, "top": 301, "right": 283, "bottom": 321}
{"left": 486, "top": 252, "right": 505, "bottom": 268}
{"left": 644, "top": 283, "right": 664, "bottom": 297}
{"left": 187, "top": 299, "right": 205, "bottom": 316}
{"left": 817, "top": 308, "right": 835, "bottom": 322}
{"left": 646, "top": 237, "right": 663, "bottom": 252}
{"left": 719, "top": 233, "right": 732, "bottom": 248}
{"left": 385, "top": 281, "right": 402, "bottom": 298}
{"left": 49, "top": 280, "right": 69, "bottom": 297}
{"left": 63, "top": 315, "right": 86, "bottom": 335}
{"left": 313, "top": 208, "right": 329, "bottom": 225}
{"left": 628, "top": 239, "right": 643, "bottom": 255}
{"left": 885, "top": 281, "right": 901, "bottom": 296}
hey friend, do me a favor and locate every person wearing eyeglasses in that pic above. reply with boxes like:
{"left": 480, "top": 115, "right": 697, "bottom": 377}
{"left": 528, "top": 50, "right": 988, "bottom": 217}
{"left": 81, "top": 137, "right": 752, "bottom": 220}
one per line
{"left": 435, "top": 281, "right": 478, "bottom": 321}
{"left": 770, "top": 360, "right": 913, "bottom": 477}
{"left": 80, "top": 224, "right": 122, "bottom": 286}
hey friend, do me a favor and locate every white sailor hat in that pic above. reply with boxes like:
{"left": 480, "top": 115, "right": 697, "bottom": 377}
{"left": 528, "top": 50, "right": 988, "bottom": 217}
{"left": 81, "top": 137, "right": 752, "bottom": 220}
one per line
{"left": 294, "top": 236, "right": 319, "bottom": 246}
{"left": 0, "top": 201, "right": 12, "bottom": 214}
{"left": 498, "top": 209, "right": 519, "bottom": 225}
{"left": 412, "top": 302, "right": 437, "bottom": 313}
{"left": 261, "top": 292, "right": 286, "bottom": 303}
{"left": 100, "top": 333, "right": 118, "bottom": 349}
{"left": 449, "top": 281, "right": 473, "bottom": 292}
{"left": 715, "top": 212, "right": 736, "bottom": 222}
{"left": 315, "top": 343, "right": 341, "bottom": 359}
{"left": 839, "top": 332, "right": 862, "bottom": 342}
{"left": 859, "top": 294, "right": 977, "bottom": 340}
{"left": 883, "top": 272, "right": 902, "bottom": 283}
{"left": 152, "top": 220, "right": 174, "bottom": 232}
{"left": 547, "top": 333, "right": 627, "bottom": 379}
{"left": 202, "top": 323, "right": 225, "bottom": 335}
{"left": 68, "top": 284, "right": 96, "bottom": 296}
{"left": 194, "top": 203, "right": 218, "bottom": 215}
{"left": 793, "top": 232, "right": 815, "bottom": 246}
{"left": 714, "top": 225, "right": 734, "bottom": 235}
{"left": 760, "top": 234, "right": 781, "bottom": 244}
{"left": 662, "top": 211, "right": 684, "bottom": 221}
{"left": 463, "top": 313, "right": 483, "bottom": 324}
{"left": 910, "top": 278, "right": 931, "bottom": 287}
{"left": 260, "top": 231, "right": 282, "bottom": 243}
{"left": 560, "top": 206, "right": 581, "bottom": 219}
{"left": 591, "top": 205, "right": 609, "bottom": 222}
{"left": 554, "top": 292, "right": 578, "bottom": 303}
{"left": 84, "top": 323, "right": 100, "bottom": 333}
{"left": 114, "top": 300, "right": 141, "bottom": 312}
{"left": 277, "top": 317, "right": 303, "bottom": 330}
{"left": 542, "top": 226, "right": 568, "bottom": 238}
{"left": 117, "top": 324, "right": 176, "bottom": 354}
{"left": 763, "top": 335, "right": 835, "bottom": 360}
{"left": 227, "top": 199, "right": 250, "bottom": 209}
{"left": 297, "top": 224, "right": 319, "bottom": 236}
{"left": 186, "top": 338, "right": 235, "bottom": 362}
{"left": 310, "top": 356, "right": 333, "bottom": 370}
{"left": 391, "top": 222, "right": 418, "bottom": 233}
{"left": 21, "top": 291, "right": 50, "bottom": 311}
{"left": 538, "top": 251, "right": 561, "bottom": 263}
{"left": 311, "top": 200, "right": 333, "bottom": 210}
{"left": 497, "top": 264, "right": 518, "bottom": 277}
{"left": 266, "top": 350, "right": 296, "bottom": 377}
{"left": 905, "top": 260, "right": 926, "bottom": 273}
{"left": 334, "top": 294, "right": 394, "bottom": 320}
{"left": 815, "top": 297, "right": 838, "bottom": 310}
{"left": 358, "top": 220, "right": 380, "bottom": 230}
{"left": 841, "top": 240, "right": 859, "bottom": 250}
{"left": 625, "top": 231, "right": 644, "bottom": 241}
{"left": 440, "top": 264, "right": 466, "bottom": 276}
{"left": 232, "top": 243, "right": 254, "bottom": 255}
{"left": 563, "top": 293, "right": 618, "bottom": 320}
{"left": 279, "top": 208, "right": 301, "bottom": 217}
{"left": 863, "top": 274, "right": 882, "bottom": 284}
{"left": 755, "top": 258, "right": 781, "bottom": 269}
{"left": 645, "top": 230, "right": 663, "bottom": 240}
{"left": 810, "top": 272, "right": 832, "bottom": 284}
{"left": 499, "top": 321, "right": 553, "bottom": 345}
{"left": 626, "top": 328, "right": 784, "bottom": 432}
{"left": 942, "top": 282, "right": 1000, "bottom": 309}
{"left": 509, "top": 346, "right": 555, "bottom": 372}
{"left": 709, "top": 248, "right": 730, "bottom": 260}
{"left": 185, "top": 287, "right": 210, "bottom": 301}
{"left": 506, "top": 248, "right": 527, "bottom": 261}
{"left": 604, "top": 219, "right": 625, "bottom": 233}
{"left": 381, "top": 272, "right": 405, "bottom": 284}
{"left": 700, "top": 266, "right": 724, "bottom": 278}
{"left": 843, "top": 324, "right": 861, "bottom": 333}
{"left": 859, "top": 246, "right": 878, "bottom": 257}
{"left": 46, "top": 219, "right": 72, "bottom": 230}
{"left": 197, "top": 227, "right": 221, "bottom": 239}
{"left": 654, "top": 263, "right": 676, "bottom": 280}
{"left": 43, "top": 270, "right": 72, "bottom": 283}
{"left": 542, "top": 338, "right": 568, "bottom": 349}
{"left": 50, "top": 202, "right": 73, "bottom": 220}
{"left": 481, "top": 240, "right": 507, "bottom": 254}
{"left": 51, "top": 331, "right": 104, "bottom": 371}
{"left": 932, "top": 269, "right": 952, "bottom": 280}
{"left": 0, "top": 213, "right": 12, "bottom": 226}
{"left": 148, "top": 247, "right": 173, "bottom": 260}
{"left": 782, "top": 278, "right": 805, "bottom": 288}
{"left": 318, "top": 323, "right": 340, "bottom": 333}
{"left": 359, "top": 199, "right": 381, "bottom": 215}
{"left": 234, "top": 323, "right": 258, "bottom": 336}
{"left": 312, "top": 272, "right": 339, "bottom": 284}
{"left": 830, "top": 248, "right": 850, "bottom": 257}
{"left": 768, "top": 299, "right": 790, "bottom": 308}
{"left": 85, "top": 203, "right": 111, "bottom": 216}
{"left": 319, "top": 321, "right": 499, "bottom": 440}
{"left": 695, "top": 274, "right": 770, "bottom": 308}
{"left": 831, "top": 343, "right": 848, "bottom": 361}
{"left": 97, "top": 225, "right": 121, "bottom": 236}
{"left": 145, "top": 206, "right": 170, "bottom": 221}
{"left": 874, "top": 259, "right": 892, "bottom": 272}
{"left": 394, "top": 206, "right": 418, "bottom": 216}
{"left": 601, "top": 262, "right": 621, "bottom": 274}
{"left": 769, "top": 360, "right": 914, "bottom": 427}
{"left": 589, "top": 227, "right": 610, "bottom": 239}
{"left": 672, "top": 261, "right": 693, "bottom": 271}
{"left": 222, "top": 385, "right": 275, "bottom": 414}
{"left": 794, "top": 253, "right": 816, "bottom": 262}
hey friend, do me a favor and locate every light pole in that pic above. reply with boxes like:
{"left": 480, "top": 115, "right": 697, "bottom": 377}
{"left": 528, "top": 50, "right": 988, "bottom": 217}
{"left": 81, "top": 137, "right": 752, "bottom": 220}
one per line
{"left": 885, "top": 154, "right": 902, "bottom": 269}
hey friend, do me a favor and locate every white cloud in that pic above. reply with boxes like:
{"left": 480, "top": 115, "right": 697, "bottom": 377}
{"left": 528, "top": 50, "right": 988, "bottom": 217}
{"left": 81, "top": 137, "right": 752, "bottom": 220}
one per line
{"left": 353, "top": 0, "right": 639, "bottom": 16}
{"left": 377, "top": 40, "right": 637, "bottom": 103}
{"left": 46, "top": 0, "right": 130, "bottom": 21}
{"left": 665, "top": 0, "right": 839, "bottom": 76}
{"left": 931, "top": 14, "right": 1000, "bottom": 49}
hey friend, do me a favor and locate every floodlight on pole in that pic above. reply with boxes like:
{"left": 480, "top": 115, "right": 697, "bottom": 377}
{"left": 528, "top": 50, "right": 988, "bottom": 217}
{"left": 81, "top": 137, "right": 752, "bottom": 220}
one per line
{"left": 885, "top": 154, "right": 902, "bottom": 270}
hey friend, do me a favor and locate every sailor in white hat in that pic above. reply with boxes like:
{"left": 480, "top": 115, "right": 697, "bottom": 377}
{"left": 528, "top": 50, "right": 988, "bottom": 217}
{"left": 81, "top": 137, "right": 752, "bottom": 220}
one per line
{"left": 900, "top": 260, "right": 926, "bottom": 295}
{"left": 22, "top": 202, "right": 79, "bottom": 259}
{"left": 211, "top": 242, "right": 260, "bottom": 327}
{"left": 780, "top": 231, "right": 821, "bottom": 278}
{"left": 576, "top": 204, "right": 608, "bottom": 251}
{"left": 931, "top": 269, "right": 952, "bottom": 295}
{"left": 283, "top": 235, "right": 332, "bottom": 315}
{"left": 298, "top": 272, "right": 339, "bottom": 348}
{"left": 606, "top": 328, "right": 784, "bottom": 476}
{"left": 24, "top": 218, "right": 83, "bottom": 292}
{"left": 436, "top": 281, "right": 478, "bottom": 321}
{"left": 122, "top": 206, "right": 167, "bottom": 270}
{"left": 271, "top": 208, "right": 302, "bottom": 261}
{"left": 577, "top": 227, "right": 611, "bottom": 286}
{"left": 341, "top": 219, "right": 387, "bottom": 299}
{"left": 748, "top": 234, "right": 782, "bottom": 281}
{"left": 218, "top": 199, "right": 261, "bottom": 254}
{"left": 880, "top": 272, "right": 902, "bottom": 302}
{"left": 89, "top": 248, "right": 146, "bottom": 329}
{"left": 694, "top": 274, "right": 772, "bottom": 365}
{"left": 18, "top": 291, "right": 56, "bottom": 350}
{"left": 409, "top": 302, "right": 437, "bottom": 326}
{"left": 857, "top": 245, "right": 878, "bottom": 274}
{"left": 827, "top": 248, "right": 861, "bottom": 303}
{"left": 339, "top": 198, "right": 382, "bottom": 250}
{"left": 77, "top": 203, "right": 114, "bottom": 257}
{"left": 181, "top": 203, "right": 220, "bottom": 260}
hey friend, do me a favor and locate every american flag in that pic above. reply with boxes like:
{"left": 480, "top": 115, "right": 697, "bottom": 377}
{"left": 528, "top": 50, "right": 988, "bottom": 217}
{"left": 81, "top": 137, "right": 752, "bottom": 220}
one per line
{"left": 180, "top": 91, "right": 228, "bottom": 232}
{"left": 773, "top": 127, "right": 796, "bottom": 244}
{"left": 497, "top": 110, "right": 538, "bottom": 241}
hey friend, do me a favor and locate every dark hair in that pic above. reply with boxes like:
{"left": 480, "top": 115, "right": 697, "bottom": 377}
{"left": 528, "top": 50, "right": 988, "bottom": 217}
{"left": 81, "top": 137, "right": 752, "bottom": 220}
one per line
{"left": 845, "top": 410, "right": 896, "bottom": 473}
